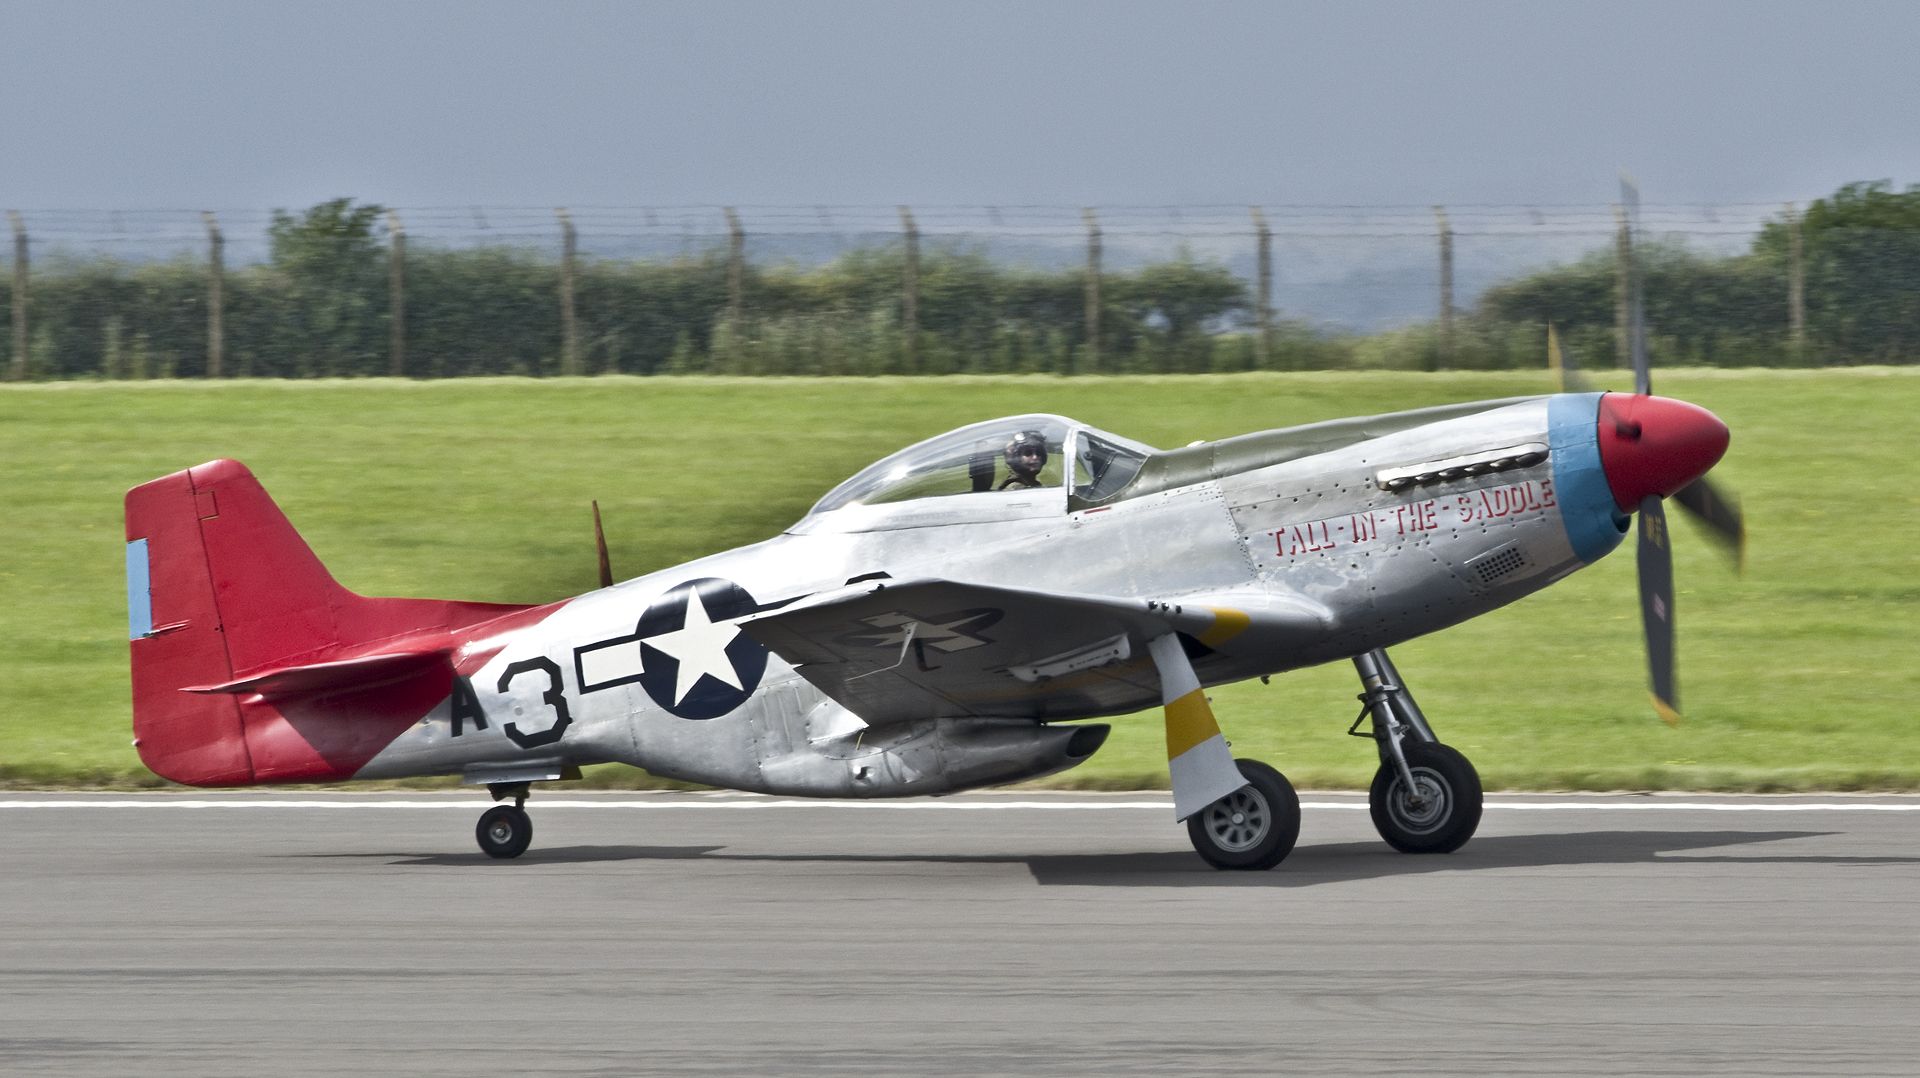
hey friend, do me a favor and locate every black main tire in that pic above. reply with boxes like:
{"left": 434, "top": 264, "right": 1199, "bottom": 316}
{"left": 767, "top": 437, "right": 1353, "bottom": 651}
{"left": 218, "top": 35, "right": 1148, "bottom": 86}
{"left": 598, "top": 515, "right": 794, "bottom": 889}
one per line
{"left": 1369, "top": 742, "right": 1482, "bottom": 854}
{"left": 1186, "top": 759, "right": 1301, "bottom": 871}
{"left": 476, "top": 805, "right": 533, "bottom": 859}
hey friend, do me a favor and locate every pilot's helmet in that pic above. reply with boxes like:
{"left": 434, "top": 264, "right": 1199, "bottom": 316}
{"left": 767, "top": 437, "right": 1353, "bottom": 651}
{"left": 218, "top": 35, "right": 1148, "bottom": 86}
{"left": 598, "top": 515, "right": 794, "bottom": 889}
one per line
{"left": 1005, "top": 430, "right": 1049, "bottom": 476}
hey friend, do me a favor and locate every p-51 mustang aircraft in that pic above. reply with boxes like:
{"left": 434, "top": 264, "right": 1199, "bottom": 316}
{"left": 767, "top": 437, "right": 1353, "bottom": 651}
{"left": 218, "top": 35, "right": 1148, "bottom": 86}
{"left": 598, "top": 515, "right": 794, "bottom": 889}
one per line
{"left": 125, "top": 342, "right": 1740, "bottom": 870}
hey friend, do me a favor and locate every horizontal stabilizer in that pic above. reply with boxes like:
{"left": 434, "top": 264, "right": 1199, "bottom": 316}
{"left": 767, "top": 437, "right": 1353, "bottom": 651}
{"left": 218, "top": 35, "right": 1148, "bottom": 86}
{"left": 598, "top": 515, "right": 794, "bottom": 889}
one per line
{"left": 184, "top": 649, "right": 451, "bottom": 698}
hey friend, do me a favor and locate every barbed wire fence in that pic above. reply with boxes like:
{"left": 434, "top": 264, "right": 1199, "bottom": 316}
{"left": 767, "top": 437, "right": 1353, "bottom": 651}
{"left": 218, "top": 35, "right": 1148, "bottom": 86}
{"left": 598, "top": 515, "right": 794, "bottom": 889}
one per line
{"left": 2, "top": 202, "right": 1833, "bottom": 381}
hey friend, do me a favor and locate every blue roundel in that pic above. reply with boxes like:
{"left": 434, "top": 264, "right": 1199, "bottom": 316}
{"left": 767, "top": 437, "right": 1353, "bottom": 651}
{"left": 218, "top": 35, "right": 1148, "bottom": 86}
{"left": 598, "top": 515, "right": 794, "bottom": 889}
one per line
{"left": 634, "top": 578, "right": 769, "bottom": 720}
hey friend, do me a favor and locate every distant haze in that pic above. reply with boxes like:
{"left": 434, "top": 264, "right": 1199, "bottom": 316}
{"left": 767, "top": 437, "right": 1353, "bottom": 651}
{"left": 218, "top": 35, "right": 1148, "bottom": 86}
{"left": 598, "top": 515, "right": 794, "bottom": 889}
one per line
{"left": 3, "top": 0, "right": 1917, "bottom": 211}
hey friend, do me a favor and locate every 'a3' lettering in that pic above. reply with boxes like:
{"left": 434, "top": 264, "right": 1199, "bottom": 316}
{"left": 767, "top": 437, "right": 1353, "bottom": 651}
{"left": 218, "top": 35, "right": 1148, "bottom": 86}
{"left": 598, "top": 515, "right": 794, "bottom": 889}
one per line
{"left": 498, "top": 657, "right": 572, "bottom": 749}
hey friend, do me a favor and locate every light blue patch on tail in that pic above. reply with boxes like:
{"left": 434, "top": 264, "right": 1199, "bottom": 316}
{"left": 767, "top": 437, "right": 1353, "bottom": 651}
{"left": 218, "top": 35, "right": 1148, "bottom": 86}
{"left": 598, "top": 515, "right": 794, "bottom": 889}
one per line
{"left": 126, "top": 539, "right": 152, "bottom": 639}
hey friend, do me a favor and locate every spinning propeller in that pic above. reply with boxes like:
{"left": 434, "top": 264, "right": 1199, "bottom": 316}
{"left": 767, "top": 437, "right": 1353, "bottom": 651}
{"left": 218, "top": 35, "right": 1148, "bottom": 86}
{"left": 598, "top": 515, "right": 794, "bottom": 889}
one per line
{"left": 1548, "top": 314, "right": 1745, "bottom": 725}
{"left": 1539, "top": 181, "right": 1746, "bottom": 723}
{"left": 1534, "top": 172, "right": 1753, "bottom": 723}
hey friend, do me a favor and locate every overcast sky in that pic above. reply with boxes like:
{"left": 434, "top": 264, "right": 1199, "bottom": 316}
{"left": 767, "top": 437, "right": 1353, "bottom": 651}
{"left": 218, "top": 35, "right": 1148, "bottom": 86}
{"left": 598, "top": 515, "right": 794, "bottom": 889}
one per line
{"left": 3, "top": 0, "right": 1917, "bottom": 212}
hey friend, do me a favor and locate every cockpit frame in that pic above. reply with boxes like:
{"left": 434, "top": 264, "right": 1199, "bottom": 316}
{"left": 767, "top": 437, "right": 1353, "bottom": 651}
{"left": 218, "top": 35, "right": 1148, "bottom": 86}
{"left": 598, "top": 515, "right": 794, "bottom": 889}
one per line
{"left": 795, "top": 414, "right": 1159, "bottom": 534}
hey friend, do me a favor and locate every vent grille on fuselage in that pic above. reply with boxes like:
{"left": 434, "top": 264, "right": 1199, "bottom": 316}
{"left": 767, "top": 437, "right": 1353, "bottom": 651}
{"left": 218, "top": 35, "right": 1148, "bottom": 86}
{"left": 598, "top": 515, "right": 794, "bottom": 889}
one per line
{"left": 1471, "top": 545, "right": 1529, "bottom": 584}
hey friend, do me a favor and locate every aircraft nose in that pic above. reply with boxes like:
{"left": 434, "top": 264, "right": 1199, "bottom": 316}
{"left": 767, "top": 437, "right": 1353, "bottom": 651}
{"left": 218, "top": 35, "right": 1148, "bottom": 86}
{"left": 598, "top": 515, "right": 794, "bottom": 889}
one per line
{"left": 1596, "top": 394, "right": 1731, "bottom": 512}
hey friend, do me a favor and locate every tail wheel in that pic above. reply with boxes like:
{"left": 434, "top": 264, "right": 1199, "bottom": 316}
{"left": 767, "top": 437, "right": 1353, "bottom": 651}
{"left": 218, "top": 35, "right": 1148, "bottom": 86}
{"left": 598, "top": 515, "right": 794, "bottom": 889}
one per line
{"left": 1369, "top": 742, "right": 1482, "bottom": 853}
{"left": 476, "top": 805, "right": 533, "bottom": 859}
{"left": 1186, "top": 759, "right": 1301, "bottom": 871}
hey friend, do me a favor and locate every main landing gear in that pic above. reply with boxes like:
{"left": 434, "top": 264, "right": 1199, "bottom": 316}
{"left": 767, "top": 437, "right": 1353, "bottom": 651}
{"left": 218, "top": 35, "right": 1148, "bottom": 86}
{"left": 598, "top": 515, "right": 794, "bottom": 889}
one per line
{"left": 1350, "top": 649, "right": 1483, "bottom": 854}
{"left": 1186, "top": 758, "right": 1301, "bottom": 870}
{"left": 476, "top": 782, "right": 534, "bottom": 859}
{"left": 1183, "top": 648, "right": 1480, "bottom": 870}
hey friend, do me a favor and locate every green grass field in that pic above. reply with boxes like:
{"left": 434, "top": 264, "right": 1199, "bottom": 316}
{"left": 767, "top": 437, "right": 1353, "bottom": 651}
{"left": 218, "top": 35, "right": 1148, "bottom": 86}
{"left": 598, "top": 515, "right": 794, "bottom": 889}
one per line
{"left": 3, "top": 370, "right": 1915, "bottom": 790}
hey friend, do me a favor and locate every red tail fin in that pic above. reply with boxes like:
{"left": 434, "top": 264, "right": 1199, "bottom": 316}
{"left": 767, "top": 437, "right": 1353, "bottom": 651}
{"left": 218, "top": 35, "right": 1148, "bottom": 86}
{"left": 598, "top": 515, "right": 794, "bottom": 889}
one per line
{"left": 126, "top": 463, "right": 252, "bottom": 784}
{"left": 126, "top": 460, "right": 548, "bottom": 785}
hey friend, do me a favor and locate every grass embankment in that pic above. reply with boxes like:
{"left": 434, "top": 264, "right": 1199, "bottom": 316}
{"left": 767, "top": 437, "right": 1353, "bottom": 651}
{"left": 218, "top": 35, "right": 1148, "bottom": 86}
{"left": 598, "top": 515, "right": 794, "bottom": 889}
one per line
{"left": 2, "top": 370, "right": 1915, "bottom": 791}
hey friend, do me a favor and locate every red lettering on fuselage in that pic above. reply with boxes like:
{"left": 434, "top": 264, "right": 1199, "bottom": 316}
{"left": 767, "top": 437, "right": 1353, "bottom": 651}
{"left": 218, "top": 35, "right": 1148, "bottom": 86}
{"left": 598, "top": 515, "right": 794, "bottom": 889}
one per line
{"left": 1394, "top": 500, "right": 1439, "bottom": 535}
{"left": 1276, "top": 520, "right": 1339, "bottom": 557}
{"left": 1454, "top": 478, "right": 1556, "bottom": 526}
{"left": 1265, "top": 478, "right": 1558, "bottom": 562}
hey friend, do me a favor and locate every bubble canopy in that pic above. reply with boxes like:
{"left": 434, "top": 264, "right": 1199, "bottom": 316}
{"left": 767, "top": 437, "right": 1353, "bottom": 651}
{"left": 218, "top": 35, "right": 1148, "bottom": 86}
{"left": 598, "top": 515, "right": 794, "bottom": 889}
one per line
{"left": 806, "top": 414, "right": 1156, "bottom": 518}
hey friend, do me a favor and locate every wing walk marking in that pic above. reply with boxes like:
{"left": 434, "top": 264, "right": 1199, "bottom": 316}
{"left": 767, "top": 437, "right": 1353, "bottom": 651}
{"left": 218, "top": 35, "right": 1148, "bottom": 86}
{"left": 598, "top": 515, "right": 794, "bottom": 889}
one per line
{"left": 851, "top": 652, "right": 1161, "bottom": 708}
{"left": 812, "top": 605, "right": 1251, "bottom": 707}
{"left": 848, "top": 622, "right": 917, "bottom": 683}
{"left": 835, "top": 608, "right": 1003, "bottom": 653}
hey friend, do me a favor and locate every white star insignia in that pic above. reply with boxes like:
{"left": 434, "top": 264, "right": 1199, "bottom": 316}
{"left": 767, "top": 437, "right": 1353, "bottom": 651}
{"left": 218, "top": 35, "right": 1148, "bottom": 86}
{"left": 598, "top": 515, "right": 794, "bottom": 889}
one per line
{"left": 644, "top": 590, "right": 744, "bottom": 705}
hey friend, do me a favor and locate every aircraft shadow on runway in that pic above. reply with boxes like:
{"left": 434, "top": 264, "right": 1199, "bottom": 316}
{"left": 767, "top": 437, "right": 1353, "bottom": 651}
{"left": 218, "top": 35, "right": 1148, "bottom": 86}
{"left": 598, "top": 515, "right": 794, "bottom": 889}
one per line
{"left": 340, "top": 829, "right": 1920, "bottom": 887}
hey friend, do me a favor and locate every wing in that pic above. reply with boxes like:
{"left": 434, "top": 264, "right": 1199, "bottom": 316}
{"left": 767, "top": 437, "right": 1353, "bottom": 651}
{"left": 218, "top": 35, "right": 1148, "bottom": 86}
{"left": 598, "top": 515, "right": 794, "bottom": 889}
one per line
{"left": 740, "top": 577, "right": 1327, "bottom": 725}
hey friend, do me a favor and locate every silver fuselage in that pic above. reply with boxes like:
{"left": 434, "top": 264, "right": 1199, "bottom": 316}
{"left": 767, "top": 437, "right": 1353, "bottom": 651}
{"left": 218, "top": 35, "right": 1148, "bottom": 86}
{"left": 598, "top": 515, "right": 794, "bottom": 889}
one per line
{"left": 357, "top": 394, "right": 1625, "bottom": 795}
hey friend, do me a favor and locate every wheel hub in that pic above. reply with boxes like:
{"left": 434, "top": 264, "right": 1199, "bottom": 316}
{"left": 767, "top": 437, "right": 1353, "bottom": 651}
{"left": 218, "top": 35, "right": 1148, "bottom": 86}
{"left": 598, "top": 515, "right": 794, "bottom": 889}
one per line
{"left": 1390, "top": 769, "right": 1452, "bottom": 834}
{"left": 1202, "top": 787, "right": 1271, "bottom": 852}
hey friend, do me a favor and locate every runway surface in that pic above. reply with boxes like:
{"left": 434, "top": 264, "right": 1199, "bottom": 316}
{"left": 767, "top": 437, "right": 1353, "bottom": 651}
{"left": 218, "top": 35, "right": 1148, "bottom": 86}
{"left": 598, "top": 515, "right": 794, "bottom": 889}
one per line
{"left": 4, "top": 791, "right": 1919, "bottom": 1076}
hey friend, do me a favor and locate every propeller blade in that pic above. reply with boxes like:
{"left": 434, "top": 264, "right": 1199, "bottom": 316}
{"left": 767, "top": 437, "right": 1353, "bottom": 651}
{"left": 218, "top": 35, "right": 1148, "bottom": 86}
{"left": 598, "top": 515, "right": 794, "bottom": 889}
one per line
{"left": 592, "top": 500, "right": 613, "bottom": 589}
{"left": 1630, "top": 309, "right": 1651, "bottom": 397}
{"left": 1547, "top": 322, "right": 1600, "bottom": 394}
{"left": 1635, "top": 494, "right": 1680, "bottom": 725}
{"left": 1620, "top": 174, "right": 1652, "bottom": 397}
{"left": 1671, "top": 476, "right": 1746, "bottom": 571}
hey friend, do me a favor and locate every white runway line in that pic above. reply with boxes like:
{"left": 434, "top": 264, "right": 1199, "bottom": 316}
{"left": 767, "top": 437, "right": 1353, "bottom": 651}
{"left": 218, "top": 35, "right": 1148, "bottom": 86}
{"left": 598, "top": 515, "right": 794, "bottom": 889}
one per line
{"left": 5, "top": 798, "right": 1920, "bottom": 811}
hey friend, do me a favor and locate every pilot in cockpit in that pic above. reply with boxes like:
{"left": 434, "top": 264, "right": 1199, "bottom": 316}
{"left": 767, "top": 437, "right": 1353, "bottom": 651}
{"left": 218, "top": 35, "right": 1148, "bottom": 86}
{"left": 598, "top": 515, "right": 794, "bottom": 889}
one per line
{"left": 998, "top": 430, "right": 1049, "bottom": 490}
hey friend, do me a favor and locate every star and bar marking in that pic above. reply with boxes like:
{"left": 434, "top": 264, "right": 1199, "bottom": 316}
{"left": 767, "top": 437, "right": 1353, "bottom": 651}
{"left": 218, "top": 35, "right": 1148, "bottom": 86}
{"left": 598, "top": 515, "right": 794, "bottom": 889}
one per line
{"left": 573, "top": 578, "right": 769, "bottom": 720}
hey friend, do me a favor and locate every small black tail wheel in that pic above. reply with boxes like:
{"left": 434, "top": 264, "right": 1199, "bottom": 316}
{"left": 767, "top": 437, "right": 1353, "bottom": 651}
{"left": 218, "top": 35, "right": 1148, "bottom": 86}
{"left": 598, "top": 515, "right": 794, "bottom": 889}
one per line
{"left": 1369, "top": 742, "right": 1482, "bottom": 853}
{"left": 476, "top": 805, "right": 533, "bottom": 859}
{"left": 1186, "top": 759, "right": 1301, "bottom": 871}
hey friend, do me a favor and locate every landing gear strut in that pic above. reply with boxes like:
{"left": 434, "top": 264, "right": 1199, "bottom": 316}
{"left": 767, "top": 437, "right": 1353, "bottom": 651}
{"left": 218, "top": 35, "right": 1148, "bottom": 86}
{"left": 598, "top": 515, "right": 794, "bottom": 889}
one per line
{"left": 476, "top": 782, "right": 533, "bottom": 859}
{"left": 1350, "top": 649, "right": 1482, "bottom": 853}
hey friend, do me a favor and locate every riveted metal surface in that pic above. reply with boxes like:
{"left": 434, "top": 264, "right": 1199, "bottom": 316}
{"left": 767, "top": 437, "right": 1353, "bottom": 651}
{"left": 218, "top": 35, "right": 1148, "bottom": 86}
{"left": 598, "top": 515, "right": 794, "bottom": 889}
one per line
{"left": 134, "top": 397, "right": 1632, "bottom": 803}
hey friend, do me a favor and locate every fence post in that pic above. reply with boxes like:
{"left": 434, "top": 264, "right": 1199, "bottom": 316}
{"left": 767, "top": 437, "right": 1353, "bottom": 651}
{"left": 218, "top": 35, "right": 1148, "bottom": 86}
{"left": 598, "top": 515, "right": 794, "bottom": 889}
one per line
{"left": 1434, "top": 206, "right": 1453, "bottom": 369}
{"left": 725, "top": 206, "right": 745, "bottom": 323}
{"left": 1785, "top": 202, "right": 1805, "bottom": 360}
{"left": 1251, "top": 207, "right": 1272, "bottom": 368}
{"left": 388, "top": 210, "right": 406, "bottom": 377}
{"left": 557, "top": 208, "right": 579, "bottom": 376}
{"left": 8, "top": 211, "right": 25, "bottom": 381}
{"left": 899, "top": 206, "right": 919, "bottom": 372}
{"left": 1613, "top": 204, "right": 1631, "bottom": 369}
{"left": 724, "top": 207, "right": 745, "bottom": 369}
{"left": 1082, "top": 208, "right": 1101, "bottom": 375}
{"left": 203, "top": 212, "right": 224, "bottom": 378}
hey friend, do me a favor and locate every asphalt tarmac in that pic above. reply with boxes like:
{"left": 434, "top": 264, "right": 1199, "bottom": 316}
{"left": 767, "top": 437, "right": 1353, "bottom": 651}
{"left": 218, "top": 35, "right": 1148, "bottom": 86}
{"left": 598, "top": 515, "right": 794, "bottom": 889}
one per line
{"left": 4, "top": 791, "right": 1918, "bottom": 1077}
